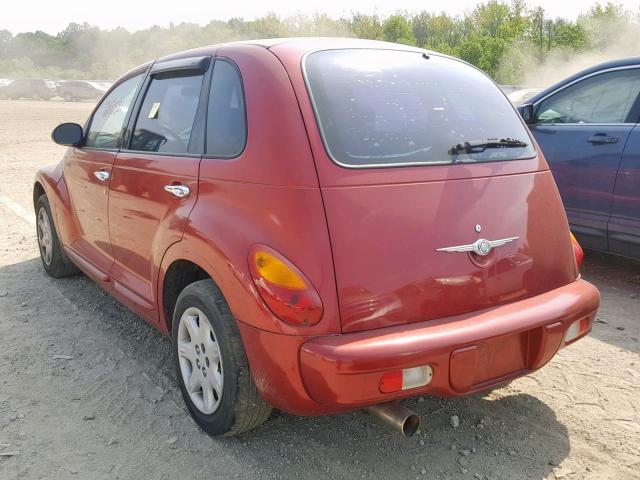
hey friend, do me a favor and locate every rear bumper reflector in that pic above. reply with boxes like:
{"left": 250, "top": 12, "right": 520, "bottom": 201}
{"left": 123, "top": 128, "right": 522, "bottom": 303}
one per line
{"left": 564, "top": 316, "right": 591, "bottom": 343}
{"left": 379, "top": 366, "right": 433, "bottom": 393}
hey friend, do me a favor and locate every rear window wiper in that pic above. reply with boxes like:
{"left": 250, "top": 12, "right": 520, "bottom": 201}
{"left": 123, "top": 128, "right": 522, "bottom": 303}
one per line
{"left": 448, "top": 138, "right": 528, "bottom": 155}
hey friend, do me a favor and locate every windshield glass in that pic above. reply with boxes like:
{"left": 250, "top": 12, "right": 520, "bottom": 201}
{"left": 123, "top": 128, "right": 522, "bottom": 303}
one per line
{"left": 304, "top": 49, "right": 535, "bottom": 167}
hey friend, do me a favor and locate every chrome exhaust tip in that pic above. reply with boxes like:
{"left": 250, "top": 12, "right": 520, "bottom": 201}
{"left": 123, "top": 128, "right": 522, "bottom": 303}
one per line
{"left": 366, "top": 402, "right": 421, "bottom": 437}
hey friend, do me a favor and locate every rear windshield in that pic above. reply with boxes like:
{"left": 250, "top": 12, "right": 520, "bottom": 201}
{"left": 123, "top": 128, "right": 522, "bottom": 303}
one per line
{"left": 304, "top": 49, "right": 535, "bottom": 167}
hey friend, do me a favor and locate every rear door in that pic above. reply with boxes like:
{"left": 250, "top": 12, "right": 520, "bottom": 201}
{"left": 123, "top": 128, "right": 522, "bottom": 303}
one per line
{"left": 299, "top": 49, "right": 577, "bottom": 333}
{"left": 107, "top": 56, "right": 209, "bottom": 320}
{"left": 61, "top": 73, "right": 144, "bottom": 277}
{"left": 529, "top": 67, "right": 640, "bottom": 251}
{"left": 609, "top": 124, "right": 640, "bottom": 259}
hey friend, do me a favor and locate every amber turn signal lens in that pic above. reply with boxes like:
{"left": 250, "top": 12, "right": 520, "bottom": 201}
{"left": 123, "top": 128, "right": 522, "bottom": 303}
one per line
{"left": 569, "top": 232, "right": 584, "bottom": 270}
{"left": 249, "top": 245, "right": 323, "bottom": 326}
{"left": 254, "top": 251, "right": 307, "bottom": 289}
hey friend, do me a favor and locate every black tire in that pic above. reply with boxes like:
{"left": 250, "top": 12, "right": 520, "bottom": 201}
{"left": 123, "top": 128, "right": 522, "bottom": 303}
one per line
{"left": 35, "top": 194, "right": 79, "bottom": 278}
{"left": 64, "top": 93, "right": 73, "bottom": 102}
{"left": 172, "top": 279, "right": 271, "bottom": 436}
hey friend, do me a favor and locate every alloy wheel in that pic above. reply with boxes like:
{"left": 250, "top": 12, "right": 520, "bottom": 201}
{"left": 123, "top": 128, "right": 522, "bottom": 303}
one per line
{"left": 177, "top": 307, "right": 224, "bottom": 414}
{"left": 37, "top": 207, "right": 53, "bottom": 265}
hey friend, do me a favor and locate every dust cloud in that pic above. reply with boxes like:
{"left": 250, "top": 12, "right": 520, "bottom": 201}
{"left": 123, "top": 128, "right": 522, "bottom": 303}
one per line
{"left": 520, "top": 15, "right": 640, "bottom": 88}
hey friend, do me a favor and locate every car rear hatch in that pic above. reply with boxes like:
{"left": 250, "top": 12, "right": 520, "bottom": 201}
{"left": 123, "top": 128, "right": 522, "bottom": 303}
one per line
{"left": 299, "top": 48, "right": 578, "bottom": 333}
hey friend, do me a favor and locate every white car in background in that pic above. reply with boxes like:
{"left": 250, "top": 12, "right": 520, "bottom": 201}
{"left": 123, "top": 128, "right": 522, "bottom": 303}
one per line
{"left": 56, "top": 80, "right": 112, "bottom": 102}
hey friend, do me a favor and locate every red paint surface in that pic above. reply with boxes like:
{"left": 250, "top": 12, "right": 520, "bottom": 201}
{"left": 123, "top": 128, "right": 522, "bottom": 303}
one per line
{"left": 35, "top": 38, "right": 600, "bottom": 417}
{"left": 298, "top": 279, "right": 598, "bottom": 410}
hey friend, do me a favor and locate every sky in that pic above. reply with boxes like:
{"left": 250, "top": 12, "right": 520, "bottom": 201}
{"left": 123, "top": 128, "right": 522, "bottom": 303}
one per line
{"left": 2, "top": 0, "right": 639, "bottom": 34}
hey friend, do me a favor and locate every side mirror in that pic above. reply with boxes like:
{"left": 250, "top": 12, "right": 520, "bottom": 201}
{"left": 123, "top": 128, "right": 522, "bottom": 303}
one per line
{"left": 517, "top": 103, "right": 535, "bottom": 124}
{"left": 51, "top": 122, "right": 83, "bottom": 146}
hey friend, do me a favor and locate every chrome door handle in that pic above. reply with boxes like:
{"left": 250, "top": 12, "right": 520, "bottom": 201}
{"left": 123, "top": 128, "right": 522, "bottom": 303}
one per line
{"left": 94, "top": 170, "right": 110, "bottom": 181}
{"left": 164, "top": 185, "right": 190, "bottom": 198}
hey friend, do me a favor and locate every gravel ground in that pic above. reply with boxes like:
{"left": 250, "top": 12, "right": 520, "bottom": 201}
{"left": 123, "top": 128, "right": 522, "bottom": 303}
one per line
{"left": 0, "top": 99, "right": 639, "bottom": 480}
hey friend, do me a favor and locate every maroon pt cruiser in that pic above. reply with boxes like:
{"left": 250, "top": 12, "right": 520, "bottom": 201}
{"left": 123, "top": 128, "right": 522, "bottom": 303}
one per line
{"left": 35, "top": 38, "right": 600, "bottom": 436}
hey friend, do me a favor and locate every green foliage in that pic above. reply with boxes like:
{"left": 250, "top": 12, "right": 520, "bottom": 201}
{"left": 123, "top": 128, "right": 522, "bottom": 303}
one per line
{"left": 350, "top": 14, "right": 383, "bottom": 40}
{"left": 383, "top": 15, "right": 416, "bottom": 45}
{"left": 0, "top": 2, "right": 635, "bottom": 83}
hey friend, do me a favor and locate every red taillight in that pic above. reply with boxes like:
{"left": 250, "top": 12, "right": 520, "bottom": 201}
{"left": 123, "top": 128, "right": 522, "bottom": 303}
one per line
{"left": 379, "top": 370, "right": 403, "bottom": 393}
{"left": 248, "top": 245, "right": 323, "bottom": 326}
{"left": 570, "top": 232, "right": 584, "bottom": 269}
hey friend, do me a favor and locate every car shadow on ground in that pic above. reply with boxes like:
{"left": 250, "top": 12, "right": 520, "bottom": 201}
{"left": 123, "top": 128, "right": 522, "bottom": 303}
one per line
{"left": 1, "top": 257, "right": 572, "bottom": 479}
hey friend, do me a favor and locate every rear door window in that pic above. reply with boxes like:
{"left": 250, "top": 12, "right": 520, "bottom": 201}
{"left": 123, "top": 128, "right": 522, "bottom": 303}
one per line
{"left": 85, "top": 74, "right": 144, "bottom": 149}
{"left": 304, "top": 49, "right": 535, "bottom": 167}
{"left": 130, "top": 73, "right": 204, "bottom": 154}
{"left": 536, "top": 68, "right": 640, "bottom": 124}
{"left": 206, "top": 60, "right": 246, "bottom": 157}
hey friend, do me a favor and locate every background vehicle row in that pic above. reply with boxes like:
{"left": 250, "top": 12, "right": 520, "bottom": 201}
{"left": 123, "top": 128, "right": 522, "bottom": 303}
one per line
{"left": 0, "top": 79, "right": 112, "bottom": 101}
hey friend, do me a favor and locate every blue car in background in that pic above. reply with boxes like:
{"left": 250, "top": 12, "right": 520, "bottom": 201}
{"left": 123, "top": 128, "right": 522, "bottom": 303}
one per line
{"left": 518, "top": 57, "right": 640, "bottom": 260}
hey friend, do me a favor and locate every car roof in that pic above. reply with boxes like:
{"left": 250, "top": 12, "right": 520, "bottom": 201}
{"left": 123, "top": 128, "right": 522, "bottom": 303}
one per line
{"left": 228, "top": 37, "right": 426, "bottom": 50}
{"left": 111, "top": 37, "right": 470, "bottom": 89}
{"left": 527, "top": 56, "right": 640, "bottom": 104}
{"left": 155, "top": 37, "right": 429, "bottom": 64}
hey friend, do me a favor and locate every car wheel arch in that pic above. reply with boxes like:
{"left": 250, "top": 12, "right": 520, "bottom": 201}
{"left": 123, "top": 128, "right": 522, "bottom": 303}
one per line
{"left": 157, "top": 243, "right": 237, "bottom": 335}
{"left": 33, "top": 181, "right": 46, "bottom": 208}
{"left": 33, "top": 164, "right": 73, "bottom": 243}
{"left": 161, "top": 258, "right": 211, "bottom": 333}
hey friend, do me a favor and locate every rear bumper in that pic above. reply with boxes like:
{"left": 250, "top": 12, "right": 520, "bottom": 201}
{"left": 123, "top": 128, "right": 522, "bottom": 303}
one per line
{"left": 301, "top": 278, "right": 599, "bottom": 407}
{"left": 239, "top": 279, "right": 599, "bottom": 415}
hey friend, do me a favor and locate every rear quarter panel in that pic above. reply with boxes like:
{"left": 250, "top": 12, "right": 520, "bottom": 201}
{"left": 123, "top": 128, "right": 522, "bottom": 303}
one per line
{"left": 161, "top": 44, "right": 340, "bottom": 336}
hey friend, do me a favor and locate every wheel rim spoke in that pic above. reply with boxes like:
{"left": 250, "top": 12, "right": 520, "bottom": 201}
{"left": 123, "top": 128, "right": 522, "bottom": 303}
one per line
{"left": 210, "top": 370, "right": 223, "bottom": 395}
{"left": 178, "top": 341, "right": 197, "bottom": 364}
{"left": 184, "top": 314, "right": 200, "bottom": 343}
{"left": 209, "top": 350, "right": 221, "bottom": 369}
{"left": 207, "top": 341, "right": 221, "bottom": 368}
{"left": 202, "top": 383, "right": 215, "bottom": 410}
{"left": 185, "top": 370, "right": 201, "bottom": 393}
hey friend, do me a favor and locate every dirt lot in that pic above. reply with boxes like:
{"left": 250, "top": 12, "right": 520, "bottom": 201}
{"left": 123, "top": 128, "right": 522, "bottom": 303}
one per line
{"left": 0, "top": 99, "right": 639, "bottom": 480}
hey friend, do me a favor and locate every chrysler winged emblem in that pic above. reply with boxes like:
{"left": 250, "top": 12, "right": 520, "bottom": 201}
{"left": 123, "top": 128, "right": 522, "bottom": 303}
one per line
{"left": 436, "top": 236, "right": 519, "bottom": 256}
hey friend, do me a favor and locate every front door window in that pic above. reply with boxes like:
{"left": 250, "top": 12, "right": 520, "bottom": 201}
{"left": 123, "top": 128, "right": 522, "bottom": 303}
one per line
{"left": 85, "top": 74, "right": 144, "bottom": 149}
{"left": 536, "top": 69, "right": 640, "bottom": 124}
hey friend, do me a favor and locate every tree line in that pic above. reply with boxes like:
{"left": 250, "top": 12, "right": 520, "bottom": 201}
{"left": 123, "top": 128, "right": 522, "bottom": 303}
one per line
{"left": 0, "top": 1, "right": 635, "bottom": 84}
